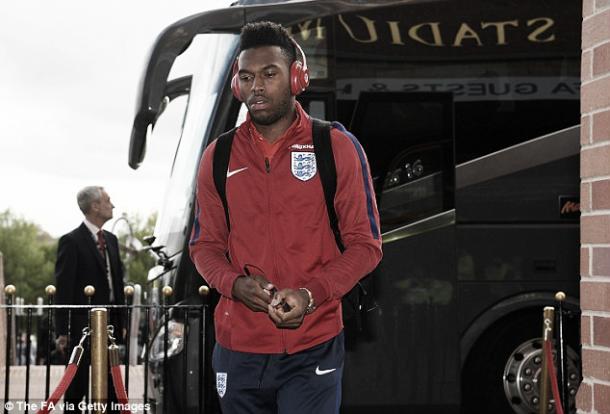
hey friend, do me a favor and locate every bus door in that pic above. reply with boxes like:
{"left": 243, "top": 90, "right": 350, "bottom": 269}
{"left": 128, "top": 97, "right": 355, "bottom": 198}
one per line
{"left": 339, "top": 92, "right": 457, "bottom": 413}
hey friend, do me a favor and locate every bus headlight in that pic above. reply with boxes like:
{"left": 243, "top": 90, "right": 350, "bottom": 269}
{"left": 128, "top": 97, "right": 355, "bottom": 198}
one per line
{"left": 149, "top": 320, "right": 184, "bottom": 362}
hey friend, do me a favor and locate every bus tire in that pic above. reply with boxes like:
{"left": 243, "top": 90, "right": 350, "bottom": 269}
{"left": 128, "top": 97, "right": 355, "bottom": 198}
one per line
{"left": 460, "top": 309, "right": 580, "bottom": 414}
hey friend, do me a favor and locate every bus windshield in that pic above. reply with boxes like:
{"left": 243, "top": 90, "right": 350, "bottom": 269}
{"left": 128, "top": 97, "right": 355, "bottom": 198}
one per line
{"left": 153, "top": 33, "right": 239, "bottom": 255}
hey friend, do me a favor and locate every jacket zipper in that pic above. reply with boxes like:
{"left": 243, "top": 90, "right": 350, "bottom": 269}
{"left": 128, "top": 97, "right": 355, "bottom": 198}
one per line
{"left": 264, "top": 155, "right": 286, "bottom": 352}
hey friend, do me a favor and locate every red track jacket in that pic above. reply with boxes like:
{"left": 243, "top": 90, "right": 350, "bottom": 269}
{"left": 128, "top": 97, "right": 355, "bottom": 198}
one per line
{"left": 189, "top": 103, "right": 382, "bottom": 354}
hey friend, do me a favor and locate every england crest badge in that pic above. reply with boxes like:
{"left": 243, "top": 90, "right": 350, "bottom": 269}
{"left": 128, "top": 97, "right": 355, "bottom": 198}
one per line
{"left": 216, "top": 372, "right": 227, "bottom": 398}
{"left": 291, "top": 152, "right": 317, "bottom": 181}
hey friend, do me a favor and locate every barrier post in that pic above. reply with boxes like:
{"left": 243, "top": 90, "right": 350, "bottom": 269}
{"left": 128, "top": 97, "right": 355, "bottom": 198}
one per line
{"left": 3, "top": 285, "right": 16, "bottom": 414}
{"left": 539, "top": 306, "right": 555, "bottom": 414}
{"left": 124, "top": 285, "right": 135, "bottom": 394}
{"left": 91, "top": 308, "right": 108, "bottom": 414}
{"left": 554, "top": 291, "right": 569, "bottom": 409}
{"left": 44, "top": 285, "right": 56, "bottom": 400}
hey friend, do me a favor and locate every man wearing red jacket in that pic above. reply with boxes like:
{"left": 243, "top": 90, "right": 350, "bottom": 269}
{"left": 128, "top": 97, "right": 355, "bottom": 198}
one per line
{"left": 189, "top": 21, "right": 382, "bottom": 414}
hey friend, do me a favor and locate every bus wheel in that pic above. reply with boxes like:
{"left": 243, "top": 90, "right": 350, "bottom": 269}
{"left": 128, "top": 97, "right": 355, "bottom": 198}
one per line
{"left": 503, "top": 338, "right": 580, "bottom": 414}
{"left": 461, "top": 310, "right": 581, "bottom": 414}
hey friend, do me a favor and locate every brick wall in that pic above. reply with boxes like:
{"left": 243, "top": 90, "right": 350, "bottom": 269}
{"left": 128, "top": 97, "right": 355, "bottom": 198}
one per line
{"left": 578, "top": 0, "right": 610, "bottom": 412}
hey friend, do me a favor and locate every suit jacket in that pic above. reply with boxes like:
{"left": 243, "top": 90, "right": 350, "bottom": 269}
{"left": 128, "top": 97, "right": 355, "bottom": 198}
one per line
{"left": 54, "top": 223, "right": 126, "bottom": 338}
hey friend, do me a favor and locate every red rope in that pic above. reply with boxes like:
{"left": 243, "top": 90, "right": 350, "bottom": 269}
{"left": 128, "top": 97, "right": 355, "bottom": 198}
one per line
{"left": 110, "top": 365, "right": 132, "bottom": 414}
{"left": 544, "top": 340, "right": 565, "bottom": 414}
{"left": 36, "top": 363, "right": 79, "bottom": 414}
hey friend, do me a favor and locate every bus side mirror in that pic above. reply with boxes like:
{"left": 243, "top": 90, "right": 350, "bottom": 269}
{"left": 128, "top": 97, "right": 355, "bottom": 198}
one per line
{"left": 129, "top": 115, "right": 151, "bottom": 169}
{"left": 128, "top": 76, "right": 192, "bottom": 169}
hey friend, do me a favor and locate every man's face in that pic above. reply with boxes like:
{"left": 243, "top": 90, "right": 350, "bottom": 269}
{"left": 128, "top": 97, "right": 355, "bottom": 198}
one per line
{"left": 237, "top": 46, "right": 294, "bottom": 126}
{"left": 93, "top": 190, "right": 114, "bottom": 222}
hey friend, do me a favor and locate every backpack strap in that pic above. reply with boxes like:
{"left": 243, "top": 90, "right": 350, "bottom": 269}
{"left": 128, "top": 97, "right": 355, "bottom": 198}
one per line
{"left": 312, "top": 118, "right": 345, "bottom": 253}
{"left": 313, "top": 119, "right": 369, "bottom": 332}
{"left": 212, "top": 127, "right": 237, "bottom": 232}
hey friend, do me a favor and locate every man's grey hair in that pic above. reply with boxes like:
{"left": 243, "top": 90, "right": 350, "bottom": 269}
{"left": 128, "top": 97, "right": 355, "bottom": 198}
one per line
{"left": 77, "top": 186, "right": 104, "bottom": 214}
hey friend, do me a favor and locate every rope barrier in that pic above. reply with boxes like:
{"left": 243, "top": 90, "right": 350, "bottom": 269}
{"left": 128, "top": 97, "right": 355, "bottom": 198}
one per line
{"left": 544, "top": 340, "right": 565, "bottom": 414}
{"left": 36, "top": 328, "right": 89, "bottom": 414}
{"left": 110, "top": 365, "right": 132, "bottom": 414}
{"left": 109, "top": 337, "right": 132, "bottom": 414}
{"left": 31, "top": 325, "right": 134, "bottom": 414}
{"left": 36, "top": 364, "right": 79, "bottom": 414}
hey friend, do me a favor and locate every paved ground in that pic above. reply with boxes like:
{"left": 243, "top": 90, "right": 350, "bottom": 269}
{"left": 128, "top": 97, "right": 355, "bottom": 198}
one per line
{"left": 0, "top": 365, "right": 146, "bottom": 413}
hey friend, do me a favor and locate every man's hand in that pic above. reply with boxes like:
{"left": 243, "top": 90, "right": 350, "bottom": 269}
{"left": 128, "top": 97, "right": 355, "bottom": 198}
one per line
{"left": 55, "top": 335, "right": 68, "bottom": 354}
{"left": 268, "top": 289, "right": 309, "bottom": 329}
{"left": 232, "top": 274, "right": 275, "bottom": 312}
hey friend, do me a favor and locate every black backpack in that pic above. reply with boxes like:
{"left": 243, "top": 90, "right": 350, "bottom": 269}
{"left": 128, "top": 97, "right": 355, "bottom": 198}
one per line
{"left": 212, "top": 118, "right": 372, "bottom": 333}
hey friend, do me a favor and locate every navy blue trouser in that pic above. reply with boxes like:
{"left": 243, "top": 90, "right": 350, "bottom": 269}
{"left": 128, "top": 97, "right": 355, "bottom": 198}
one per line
{"left": 212, "top": 332, "right": 344, "bottom": 414}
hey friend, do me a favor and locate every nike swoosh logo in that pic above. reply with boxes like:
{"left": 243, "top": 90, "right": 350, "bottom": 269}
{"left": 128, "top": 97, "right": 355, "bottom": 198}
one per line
{"left": 315, "top": 366, "right": 337, "bottom": 376}
{"left": 226, "top": 167, "right": 248, "bottom": 178}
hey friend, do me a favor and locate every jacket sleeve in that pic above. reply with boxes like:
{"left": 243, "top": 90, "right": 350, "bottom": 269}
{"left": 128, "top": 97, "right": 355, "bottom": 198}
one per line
{"left": 189, "top": 140, "right": 242, "bottom": 298}
{"left": 54, "top": 234, "right": 77, "bottom": 336}
{"left": 304, "top": 125, "right": 383, "bottom": 306}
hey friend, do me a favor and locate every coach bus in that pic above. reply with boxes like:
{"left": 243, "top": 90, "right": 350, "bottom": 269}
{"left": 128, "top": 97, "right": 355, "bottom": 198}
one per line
{"left": 128, "top": 0, "right": 582, "bottom": 413}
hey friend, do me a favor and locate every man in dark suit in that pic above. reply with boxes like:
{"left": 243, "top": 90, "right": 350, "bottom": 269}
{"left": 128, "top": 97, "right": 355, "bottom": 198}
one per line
{"left": 55, "top": 186, "right": 126, "bottom": 412}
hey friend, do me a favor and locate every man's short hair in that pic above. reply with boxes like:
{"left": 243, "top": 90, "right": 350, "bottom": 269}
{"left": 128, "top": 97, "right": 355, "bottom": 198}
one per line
{"left": 239, "top": 21, "right": 296, "bottom": 64}
{"left": 77, "top": 186, "right": 104, "bottom": 214}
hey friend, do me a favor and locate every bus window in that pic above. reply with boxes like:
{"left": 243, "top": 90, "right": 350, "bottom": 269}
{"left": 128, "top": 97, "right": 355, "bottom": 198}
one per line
{"left": 303, "top": 99, "right": 326, "bottom": 119}
{"left": 154, "top": 33, "right": 238, "bottom": 254}
{"left": 297, "top": 92, "right": 335, "bottom": 120}
{"left": 349, "top": 92, "right": 454, "bottom": 233}
{"left": 331, "top": 1, "right": 580, "bottom": 164}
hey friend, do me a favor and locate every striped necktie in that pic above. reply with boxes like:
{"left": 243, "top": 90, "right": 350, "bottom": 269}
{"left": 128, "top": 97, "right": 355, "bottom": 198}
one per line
{"left": 97, "top": 230, "right": 106, "bottom": 258}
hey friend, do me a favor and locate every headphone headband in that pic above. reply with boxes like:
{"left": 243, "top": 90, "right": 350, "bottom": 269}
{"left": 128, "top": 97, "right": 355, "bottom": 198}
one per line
{"left": 291, "top": 38, "right": 307, "bottom": 72}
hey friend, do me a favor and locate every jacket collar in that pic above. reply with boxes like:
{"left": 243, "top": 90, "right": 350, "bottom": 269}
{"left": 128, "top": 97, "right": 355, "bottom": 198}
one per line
{"left": 242, "top": 101, "right": 311, "bottom": 148}
{"left": 83, "top": 218, "right": 101, "bottom": 238}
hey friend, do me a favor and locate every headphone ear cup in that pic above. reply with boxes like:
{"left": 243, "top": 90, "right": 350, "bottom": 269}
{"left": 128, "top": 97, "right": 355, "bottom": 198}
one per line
{"left": 299, "top": 66, "right": 310, "bottom": 94}
{"left": 231, "top": 73, "right": 241, "bottom": 101}
{"left": 231, "top": 60, "right": 242, "bottom": 101}
{"left": 290, "top": 60, "right": 300, "bottom": 95}
{"left": 290, "top": 60, "right": 309, "bottom": 96}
